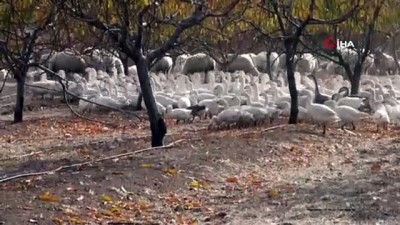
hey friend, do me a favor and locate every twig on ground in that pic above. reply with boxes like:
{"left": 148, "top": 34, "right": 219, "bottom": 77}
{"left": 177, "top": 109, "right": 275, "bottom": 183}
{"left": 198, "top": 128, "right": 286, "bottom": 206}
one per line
{"left": 0, "top": 139, "right": 187, "bottom": 183}
{"left": 238, "top": 124, "right": 289, "bottom": 136}
{"left": 1, "top": 130, "right": 195, "bottom": 161}
{"left": 307, "top": 207, "right": 356, "bottom": 212}
{"left": 343, "top": 129, "right": 357, "bottom": 136}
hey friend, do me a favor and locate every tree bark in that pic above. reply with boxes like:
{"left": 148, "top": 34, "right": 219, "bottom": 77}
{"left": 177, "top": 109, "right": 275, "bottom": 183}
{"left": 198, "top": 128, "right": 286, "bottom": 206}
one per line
{"left": 14, "top": 71, "right": 26, "bottom": 123}
{"left": 136, "top": 54, "right": 167, "bottom": 147}
{"left": 392, "top": 38, "right": 400, "bottom": 74}
{"left": 285, "top": 39, "right": 299, "bottom": 124}
{"left": 350, "top": 63, "right": 362, "bottom": 95}
{"left": 266, "top": 51, "right": 272, "bottom": 79}
{"left": 118, "top": 52, "right": 130, "bottom": 76}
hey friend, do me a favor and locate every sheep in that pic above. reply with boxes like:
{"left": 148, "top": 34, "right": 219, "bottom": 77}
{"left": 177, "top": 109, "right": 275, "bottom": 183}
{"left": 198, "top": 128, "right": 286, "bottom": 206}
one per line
{"left": 296, "top": 53, "right": 318, "bottom": 75}
{"left": 208, "top": 108, "right": 242, "bottom": 130}
{"left": 225, "top": 54, "right": 260, "bottom": 76}
{"left": 181, "top": 53, "right": 216, "bottom": 83}
{"left": 373, "top": 52, "right": 397, "bottom": 75}
{"left": 172, "top": 54, "right": 190, "bottom": 73}
{"left": 251, "top": 51, "right": 280, "bottom": 76}
{"left": 150, "top": 56, "right": 173, "bottom": 74}
{"left": 237, "top": 111, "right": 255, "bottom": 128}
{"left": 46, "top": 51, "right": 87, "bottom": 75}
{"left": 276, "top": 53, "right": 298, "bottom": 75}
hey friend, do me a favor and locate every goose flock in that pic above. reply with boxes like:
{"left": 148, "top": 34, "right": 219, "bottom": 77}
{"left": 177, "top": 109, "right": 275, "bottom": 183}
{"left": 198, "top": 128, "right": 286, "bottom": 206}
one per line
{"left": 1, "top": 49, "right": 400, "bottom": 136}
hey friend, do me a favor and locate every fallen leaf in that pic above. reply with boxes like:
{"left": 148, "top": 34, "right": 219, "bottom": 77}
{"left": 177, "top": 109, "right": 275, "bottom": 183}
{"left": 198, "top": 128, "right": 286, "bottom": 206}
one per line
{"left": 371, "top": 163, "right": 381, "bottom": 172}
{"left": 69, "top": 216, "right": 85, "bottom": 224}
{"left": 225, "top": 176, "right": 239, "bottom": 183}
{"left": 138, "top": 201, "right": 152, "bottom": 210}
{"left": 185, "top": 201, "right": 202, "bottom": 210}
{"left": 189, "top": 180, "right": 211, "bottom": 190}
{"left": 101, "top": 209, "right": 114, "bottom": 217}
{"left": 189, "top": 180, "right": 200, "bottom": 188}
{"left": 267, "top": 188, "right": 280, "bottom": 198}
{"left": 38, "top": 192, "right": 59, "bottom": 203}
{"left": 52, "top": 217, "right": 64, "bottom": 225}
{"left": 201, "top": 181, "right": 211, "bottom": 190}
{"left": 140, "top": 163, "right": 154, "bottom": 169}
{"left": 101, "top": 194, "right": 113, "bottom": 203}
{"left": 109, "top": 206, "right": 122, "bottom": 215}
{"left": 165, "top": 168, "right": 178, "bottom": 176}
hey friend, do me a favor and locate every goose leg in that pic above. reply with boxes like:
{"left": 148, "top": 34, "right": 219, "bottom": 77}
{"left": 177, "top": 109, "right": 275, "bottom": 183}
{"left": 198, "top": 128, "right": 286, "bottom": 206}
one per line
{"left": 322, "top": 125, "right": 327, "bottom": 135}
{"left": 351, "top": 122, "right": 356, "bottom": 130}
{"left": 341, "top": 123, "right": 345, "bottom": 130}
{"left": 175, "top": 119, "right": 179, "bottom": 124}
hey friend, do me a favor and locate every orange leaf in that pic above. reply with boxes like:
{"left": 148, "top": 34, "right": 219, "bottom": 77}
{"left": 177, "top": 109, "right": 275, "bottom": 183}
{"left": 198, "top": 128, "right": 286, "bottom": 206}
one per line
{"left": 38, "top": 192, "right": 59, "bottom": 202}
{"left": 225, "top": 176, "right": 239, "bottom": 183}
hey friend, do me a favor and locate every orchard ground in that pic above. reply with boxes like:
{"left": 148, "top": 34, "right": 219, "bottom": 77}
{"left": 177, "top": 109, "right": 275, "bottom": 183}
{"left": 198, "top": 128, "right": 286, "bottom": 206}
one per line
{"left": 0, "top": 97, "right": 400, "bottom": 224}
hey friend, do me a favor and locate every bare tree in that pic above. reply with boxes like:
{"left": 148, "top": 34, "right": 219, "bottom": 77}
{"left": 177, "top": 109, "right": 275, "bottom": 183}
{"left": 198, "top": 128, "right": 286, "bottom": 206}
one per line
{"left": 0, "top": 1, "right": 55, "bottom": 122}
{"left": 301, "top": 0, "right": 388, "bottom": 95}
{"left": 55, "top": 0, "right": 240, "bottom": 147}
{"left": 246, "top": 0, "right": 361, "bottom": 123}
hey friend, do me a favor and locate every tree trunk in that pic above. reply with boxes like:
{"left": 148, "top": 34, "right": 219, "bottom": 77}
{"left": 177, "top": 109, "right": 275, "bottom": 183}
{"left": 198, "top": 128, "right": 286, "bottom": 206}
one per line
{"left": 136, "top": 55, "right": 167, "bottom": 147}
{"left": 285, "top": 39, "right": 299, "bottom": 124}
{"left": 266, "top": 51, "right": 272, "bottom": 80}
{"left": 350, "top": 63, "right": 362, "bottom": 95}
{"left": 392, "top": 38, "right": 400, "bottom": 74}
{"left": 119, "top": 52, "right": 130, "bottom": 76}
{"left": 14, "top": 73, "right": 26, "bottom": 123}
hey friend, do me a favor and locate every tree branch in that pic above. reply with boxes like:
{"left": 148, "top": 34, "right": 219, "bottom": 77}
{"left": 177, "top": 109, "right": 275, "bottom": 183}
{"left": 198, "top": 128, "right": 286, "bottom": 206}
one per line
{"left": 147, "top": 0, "right": 240, "bottom": 63}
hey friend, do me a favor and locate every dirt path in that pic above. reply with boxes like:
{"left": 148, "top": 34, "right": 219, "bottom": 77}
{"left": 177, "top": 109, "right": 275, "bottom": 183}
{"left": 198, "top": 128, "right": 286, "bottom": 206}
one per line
{"left": 1, "top": 110, "right": 400, "bottom": 224}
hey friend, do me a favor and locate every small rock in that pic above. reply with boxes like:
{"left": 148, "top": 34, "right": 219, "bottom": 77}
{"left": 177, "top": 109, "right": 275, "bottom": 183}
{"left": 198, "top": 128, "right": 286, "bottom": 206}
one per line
{"left": 242, "top": 212, "right": 257, "bottom": 219}
{"left": 215, "top": 211, "right": 227, "bottom": 218}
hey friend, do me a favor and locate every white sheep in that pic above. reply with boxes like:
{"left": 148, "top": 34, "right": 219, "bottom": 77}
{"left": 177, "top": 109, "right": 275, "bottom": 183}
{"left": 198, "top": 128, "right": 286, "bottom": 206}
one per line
{"left": 150, "top": 56, "right": 173, "bottom": 74}
{"left": 251, "top": 51, "right": 280, "bottom": 75}
{"left": 208, "top": 108, "right": 242, "bottom": 130}
{"left": 181, "top": 53, "right": 216, "bottom": 75}
{"left": 172, "top": 54, "right": 190, "bottom": 73}
{"left": 225, "top": 54, "right": 260, "bottom": 76}
{"left": 373, "top": 52, "right": 397, "bottom": 75}
{"left": 296, "top": 53, "right": 318, "bottom": 75}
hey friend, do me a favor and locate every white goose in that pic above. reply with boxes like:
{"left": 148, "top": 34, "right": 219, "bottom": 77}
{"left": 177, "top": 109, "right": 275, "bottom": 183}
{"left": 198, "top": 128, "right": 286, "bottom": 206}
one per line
{"left": 303, "top": 89, "right": 341, "bottom": 135}
{"left": 324, "top": 100, "right": 369, "bottom": 130}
